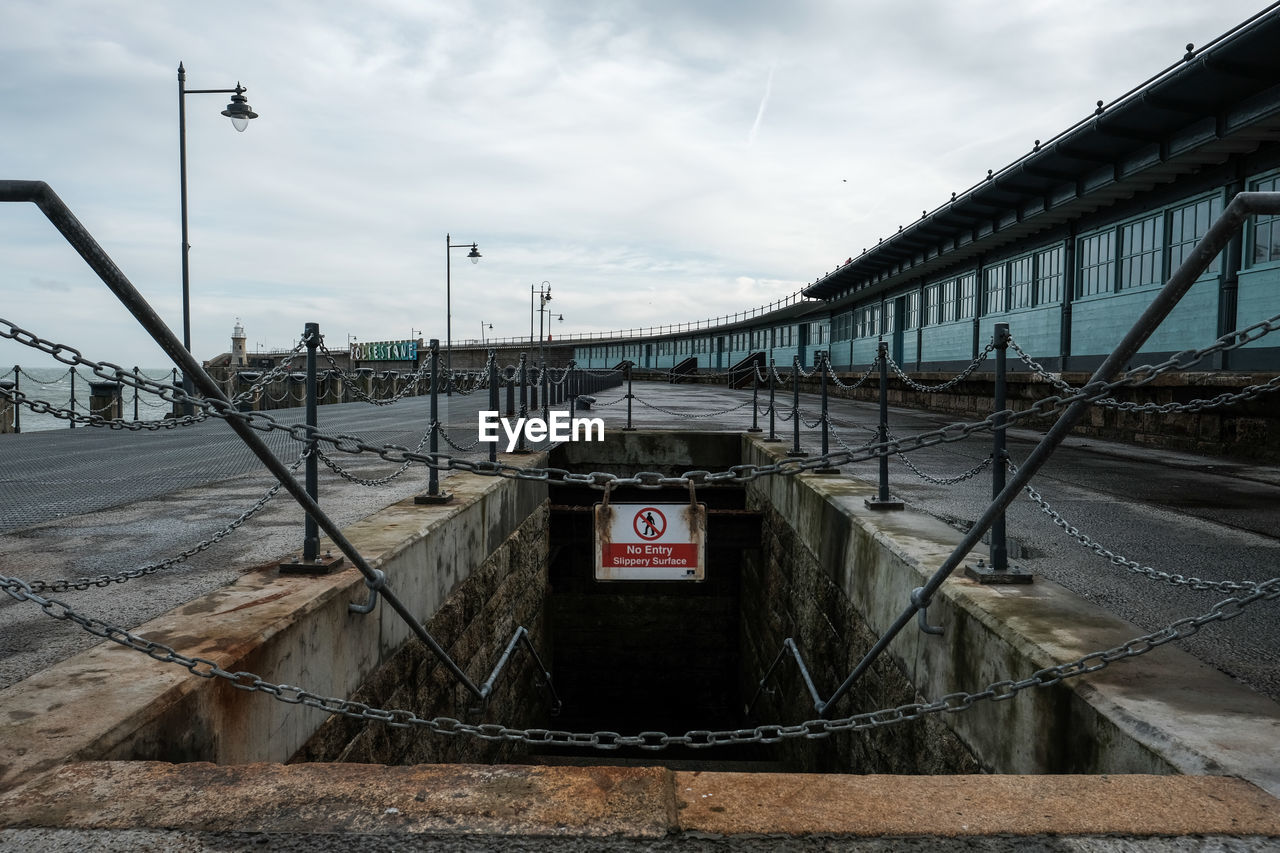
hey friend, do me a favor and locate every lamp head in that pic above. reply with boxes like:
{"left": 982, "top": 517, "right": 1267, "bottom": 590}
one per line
{"left": 468, "top": 243, "right": 481, "bottom": 264}
{"left": 221, "top": 84, "right": 258, "bottom": 132}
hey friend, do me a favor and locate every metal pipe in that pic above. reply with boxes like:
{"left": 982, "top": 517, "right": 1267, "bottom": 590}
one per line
{"left": 876, "top": 341, "right": 890, "bottom": 501}
{"left": 820, "top": 352, "right": 830, "bottom": 458}
{"left": 819, "top": 191, "right": 1280, "bottom": 716}
{"left": 767, "top": 356, "right": 778, "bottom": 441}
{"left": 624, "top": 361, "right": 634, "bottom": 431}
{"left": 991, "top": 323, "right": 1010, "bottom": 572}
{"left": 0, "top": 180, "right": 485, "bottom": 700}
{"left": 789, "top": 355, "right": 803, "bottom": 456}
{"left": 428, "top": 339, "right": 441, "bottom": 496}
{"left": 68, "top": 366, "right": 76, "bottom": 429}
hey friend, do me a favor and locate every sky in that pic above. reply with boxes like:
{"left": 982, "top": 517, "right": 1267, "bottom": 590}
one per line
{"left": 1, "top": 0, "right": 1273, "bottom": 369}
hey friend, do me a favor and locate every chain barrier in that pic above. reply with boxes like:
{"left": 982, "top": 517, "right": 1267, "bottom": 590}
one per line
{"left": 887, "top": 344, "right": 994, "bottom": 392}
{"left": 316, "top": 435, "right": 427, "bottom": 487}
{"left": 1011, "top": 461, "right": 1261, "bottom": 593}
{"left": 828, "top": 423, "right": 879, "bottom": 453}
{"left": 436, "top": 421, "right": 484, "bottom": 452}
{"left": 1008, "top": 335, "right": 1280, "bottom": 413}
{"left": 4, "top": 312, "right": 1279, "bottom": 490}
{"left": 826, "top": 358, "right": 877, "bottom": 390}
{"left": 3, "top": 569, "right": 1273, "bottom": 748}
{"left": 14, "top": 366, "right": 72, "bottom": 386}
{"left": 630, "top": 395, "right": 754, "bottom": 419}
{"left": 316, "top": 341, "right": 430, "bottom": 406}
{"left": 22, "top": 452, "right": 307, "bottom": 593}
{"left": 896, "top": 449, "right": 994, "bottom": 485}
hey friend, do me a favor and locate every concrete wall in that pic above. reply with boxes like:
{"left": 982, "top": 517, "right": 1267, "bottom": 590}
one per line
{"left": 742, "top": 436, "right": 1280, "bottom": 793}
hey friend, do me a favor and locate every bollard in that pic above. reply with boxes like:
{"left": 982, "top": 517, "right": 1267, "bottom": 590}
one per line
{"left": 787, "top": 355, "right": 804, "bottom": 457}
{"left": 966, "top": 323, "right": 1032, "bottom": 583}
{"left": 624, "top": 361, "right": 635, "bottom": 431}
{"left": 766, "top": 357, "right": 781, "bottom": 442}
{"left": 282, "top": 323, "right": 345, "bottom": 572}
{"left": 0, "top": 379, "right": 13, "bottom": 434}
{"left": 88, "top": 380, "right": 122, "bottom": 421}
{"left": 865, "top": 340, "right": 903, "bottom": 509}
{"left": 516, "top": 352, "right": 530, "bottom": 453}
{"left": 416, "top": 339, "right": 453, "bottom": 504}
{"left": 747, "top": 359, "right": 762, "bottom": 433}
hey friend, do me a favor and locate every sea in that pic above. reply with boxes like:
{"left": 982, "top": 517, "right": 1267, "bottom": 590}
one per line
{"left": 3, "top": 366, "right": 179, "bottom": 433}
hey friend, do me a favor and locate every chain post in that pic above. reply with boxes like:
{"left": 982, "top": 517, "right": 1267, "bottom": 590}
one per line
{"left": 132, "top": 366, "right": 140, "bottom": 421}
{"left": 788, "top": 355, "right": 804, "bottom": 457}
{"left": 541, "top": 355, "right": 550, "bottom": 425}
{"left": 747, "top": 358, "right": 762, "bottom": 432}
{"left": 68, "top": 365, "right": 76, "bottom": 429}
{"left": 624, "top": 361, "right": 635, "bottom": 431}
{"left": 966, "top": 323, "right": 1031, "bottom": 583}
{"left": 488, "top": 349, "right": 499, "bottom": 464}
{"left": 280, "top": 323, "right": 345, "bottom": 573}
{"left": 866, "top": 340, "right": 903, "bottom": 509}
{"left": 415, "top": 339, "right": 453, "bottom": 504}
{"left": 516, "top": 352, "right": 530, "bottom": 453}
{"left": 767, "top": 356, "right": 780, "bottom": 442}
{"left": 816, "top": 352, "right": 839, "bottom": 472}
{"left": 11, "top": 366, "right": 19, "bottom": 433}
{"left": 568, "top": 360, "right": 577, "bottom": 421}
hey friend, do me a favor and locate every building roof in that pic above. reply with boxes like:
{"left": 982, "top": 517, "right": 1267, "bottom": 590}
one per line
{"left": 803, "top": 4, "right": 1280, "bottom": 305}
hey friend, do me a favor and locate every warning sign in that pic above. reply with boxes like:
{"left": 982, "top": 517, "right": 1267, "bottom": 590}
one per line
{"left": 594, "top": 502, "right": 706, "bottom": 581}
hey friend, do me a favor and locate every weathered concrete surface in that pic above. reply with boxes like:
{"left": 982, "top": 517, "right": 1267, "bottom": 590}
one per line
{"left": 743, "top": 435, "right": 1280, "bottom": 795}
{"left": 1, "top": 762, "right": 1277, "bottom": 842}
{"left": 0, "top": 453, "right": 547, "bottom": 792}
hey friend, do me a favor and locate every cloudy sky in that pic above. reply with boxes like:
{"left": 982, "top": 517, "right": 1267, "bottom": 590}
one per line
{"left": 0, "top": 0, "right": 1272, "bottom": 369}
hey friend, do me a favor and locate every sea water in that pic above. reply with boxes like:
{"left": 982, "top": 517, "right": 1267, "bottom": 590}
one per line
{"left": 3, "top": 366, "right": 178, "bottom": 433}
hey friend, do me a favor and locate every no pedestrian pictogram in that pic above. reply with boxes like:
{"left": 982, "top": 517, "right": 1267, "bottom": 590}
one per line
{"left": 594, "top": 502, "right": 706, "bottom": 581}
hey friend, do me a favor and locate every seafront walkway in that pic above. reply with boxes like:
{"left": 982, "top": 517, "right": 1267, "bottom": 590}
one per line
{"left": 1, "top": 379, "right": 1277, "bottom": 708}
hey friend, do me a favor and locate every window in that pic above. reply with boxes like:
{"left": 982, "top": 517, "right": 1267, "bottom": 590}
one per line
{"left": 905, "top": 291, "right": 920, "bottom": 329}
{"left": 1076, "top": 231, "right": 1114, "bottom": 297}
{"left": 940, "top": 278, "right": 958, "bottom": 322}
{"left": 958, "top": 273, "right": 976, "bottom": 318}
{"left": 1119, "top": 213, "right": 1162, "bottom": 289}
{"left": 1008, "top": 256, "right": 1033, "bottom": 309}
{"left": 883, "top": 301, "right": 897, "bottom": 335}
{"left": 1248, "top": 175, "right": 1280, "bottom": 265}
{"left": 1036, "top": 246, "right": 1063, "bottom": 304}
{"left": 832, "top": 313, "right": 852, "bottom": 341}
{"left": 1168, "top": 195, "right": 1223, "bottom": 276}
{"left": 984, "top": 265, "right": 1006, "bottom": 314}
{"left": 924, "top": 282, "right": 941, "bottom": 326}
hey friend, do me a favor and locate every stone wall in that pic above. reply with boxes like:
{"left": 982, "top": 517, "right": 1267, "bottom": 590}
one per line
{"left": 294, "top": 504, "right": 553, "bottom": 765}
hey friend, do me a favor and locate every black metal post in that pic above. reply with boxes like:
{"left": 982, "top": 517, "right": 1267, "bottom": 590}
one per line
{"left": 279, "top": 323, "right": 344, "bottom": 573}
{"left": 11, "top": 366, "right": 19, "bottom": 433}
{"left": 788, "top": 355, "right": 804, "bottom": 457}
{"left": 865, "top": 341, "right": 903, "bottom": 509}
{"left": 488, "top": 349, "right": 499, "bottom": 465}
{"left": 966, "top": 323, "right": 1030, "bottom": 582}
{"left": 68, "top": 366, "right": 76, "bottom": 429}
{"left": 818, "top": 352, "right": 837, "bottom": 472}
{"left": 133, "top": 367, "right": 141, "bottom": 421}
{"left": 415, "top": 339, "right": 452, "bottom": 504}
{"left": 505, "top": 362, "right": 515, "bottom": 418}
{"left": 748, "top": 360, "right": 762, "bottom": 433}
{"left": 541, "top": 355, "right": 550, "bottom": 425}
{"left": 516, "top": 352, "right": 529, "bottom": 453}
{"left": 624, "top": 361, "right": 634, "bottom": 431}
{"left": 568, "top": 361, "right": 577, "bottom": 421}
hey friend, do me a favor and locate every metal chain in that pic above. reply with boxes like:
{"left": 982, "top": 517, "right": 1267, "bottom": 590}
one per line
{"left": 826, "top": 358, "right": 876, "bottom": 390}
{"left": 316, "top": 433, "right": 428, "bottom": 487}
{"left": 828, "top": 423, "right": 880, "bottom": 453}
{"left": 1012, "top": 462, "right": 1260, "bottom": 593}
{"left": 3, "top": 312, "right": 1279, "bottom": 490}
{"left": 316, "top": 341, "right": 431, "bottom": 406}
{"left": 631, "top": 395, "right": 754, "bottom": 419}
{"left": 14, "top": 366, "right": 72, "bottom": 386}
{"left": 22, "top": 452, "right": 307, "bottom": 593}
{"left": 897, "top": 450, "right": 993, "bottom": 485}
{"left": 436, "top": 421, "right": 484, "bottom": 452}
{"left": 4, "top": 570, "right": 1273, "bottom": 749}
{"left": 887, "top": 344, "right": 994, "bottom": 392}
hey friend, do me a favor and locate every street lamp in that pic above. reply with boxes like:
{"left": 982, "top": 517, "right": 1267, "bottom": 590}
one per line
{"left": 178, "top": 61, "right": 258, "bottom": 414}
{"left": 445, "top": 234, "right": 481, "bottom": 395}
{"left": 480, "top": 321, "right": 493, "bottom": 344}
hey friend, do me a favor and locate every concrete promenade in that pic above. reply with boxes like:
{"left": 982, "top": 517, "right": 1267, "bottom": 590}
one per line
{"left": 2, "top": 380, "right": 1275, "bottom": 703}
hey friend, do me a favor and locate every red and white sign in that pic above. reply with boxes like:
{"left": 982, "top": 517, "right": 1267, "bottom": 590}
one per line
{"left": 594, "top": 502, "right": 706, "bottom": 581}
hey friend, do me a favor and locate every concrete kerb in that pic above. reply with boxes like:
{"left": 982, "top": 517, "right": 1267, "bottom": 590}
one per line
{"left": 0, "top": 450, "right": 549, "bottom": 792}
{"left": 742, "top": 435, "right": 1280, "bottom": 795}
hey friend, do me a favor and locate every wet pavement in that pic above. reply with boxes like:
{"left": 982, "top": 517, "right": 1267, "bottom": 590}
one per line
{"left": 1, "top": 378, "right": 1277, "bottom": 706}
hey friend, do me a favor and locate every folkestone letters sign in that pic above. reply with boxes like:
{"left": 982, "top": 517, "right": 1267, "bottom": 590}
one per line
{"left": 351, "top": 340, "right": 418, "bottom": 361}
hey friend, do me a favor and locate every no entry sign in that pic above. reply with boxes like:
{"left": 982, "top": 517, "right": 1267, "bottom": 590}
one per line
{"left": 594, "top": 502, "right": 706, "bottom": 581}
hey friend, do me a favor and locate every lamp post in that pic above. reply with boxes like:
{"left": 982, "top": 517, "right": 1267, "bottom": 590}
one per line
{"left": 480, "top": 321, "right": 493, "bottom": 345}
{"left": 445, "top": 234, "right": 481, "bottom": 395}
{"left": 177, "top": 62, "right": 258, "bottom": 416}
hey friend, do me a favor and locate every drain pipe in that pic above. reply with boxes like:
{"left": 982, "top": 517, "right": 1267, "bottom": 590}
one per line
{"left": 817, "top": 191, "right": 1280, "bottom": 716}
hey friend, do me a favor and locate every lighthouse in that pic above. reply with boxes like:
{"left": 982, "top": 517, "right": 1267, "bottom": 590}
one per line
{"left": 231, "top": 318, "right": 247, "bottom": 367}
